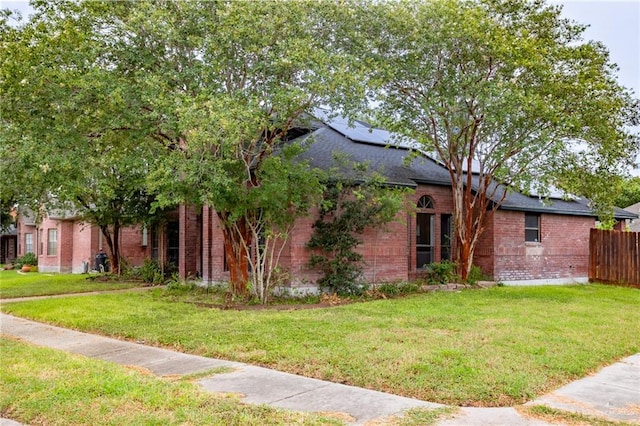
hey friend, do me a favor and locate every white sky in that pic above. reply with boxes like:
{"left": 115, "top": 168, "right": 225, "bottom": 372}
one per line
{"left": 2, "top": 0, "right": 639, "bottom": 172}
{"left": 551, "top": 0, "right": 640, "bottom": 175}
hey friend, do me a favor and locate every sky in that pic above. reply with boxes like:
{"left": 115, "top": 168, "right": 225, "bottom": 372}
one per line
{"left": 2, "top": 0, "right": 639, "bottom": 172}
{"left": 550, "top": 0, "right": 640, "bottom": 175}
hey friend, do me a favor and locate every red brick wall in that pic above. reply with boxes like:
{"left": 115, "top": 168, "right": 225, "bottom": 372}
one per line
{"left": 118, "top": 225, "right": 150, "bottom": 269}
{"left": 201, "top": 206, "right": 228, "bottom": 282}
{"left": 474, "top": 211, "right": 495, "bottom": 278}
{"left": 71, "top": 222, "right": 96, "bottom": 273}
{"left": 197, "top": 188, "right": 596, "bottom": 287}
{"left": 280, "top": 184, "right": 456, "bottom": 286}
{"left": 18, "top": 214, "right": 151, "bottom": 273}
{"left": 58, "top": 221, "right": 74, "bottom": 273}
{"left": 490, "top": 210, "right": 594, "bottom": 281}
{"left": 178, "top": 205, "right": 201, "bottom": 278}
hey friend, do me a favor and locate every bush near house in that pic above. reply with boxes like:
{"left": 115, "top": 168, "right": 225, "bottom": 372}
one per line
{"left": 13, "top": 252, "right": 37, "bottom": 269}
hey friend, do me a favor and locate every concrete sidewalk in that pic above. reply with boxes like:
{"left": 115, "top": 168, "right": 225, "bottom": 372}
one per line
{"left": 0, "top": 313, "right": 440, "bottom": 425}
{"left": 1, "top": 312, "right": 639, "bottom": 425}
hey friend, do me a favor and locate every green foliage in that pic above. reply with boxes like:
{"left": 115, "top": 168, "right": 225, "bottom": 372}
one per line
{"left": 1, "top": 1, "right": 367, "bottom": 293}
{"left": 14, "top": 252, "right": 37, "bottom": 269}
{"left": 124, "top": 258, "right": 165, "bottom": 284}
{"left": 361, "top": 0, "right": 639, "bottom": 279}
{"left": 614, "top": 176, "right": 640, "bottom": 208}
{"left": 308, "top": 169, "right": 408, "bottom": 296}
{"left": 424, "top": 261, "right": 459, "bottom": 284}
{"left": 374, "top": 281, "right": 421, "bottom": 297}
{"left": 466, "top": 264, "right": 490, "bottom": 285}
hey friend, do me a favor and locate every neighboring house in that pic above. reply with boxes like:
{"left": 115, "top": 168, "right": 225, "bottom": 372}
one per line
{"left": 0, "top": 225, "right": 17, "bottom": 264}
{"left": 14, "top": 209, "right": 175, "bottom": 274}
{"left": 623, "top": 202, "right": 640, "bottom": 232}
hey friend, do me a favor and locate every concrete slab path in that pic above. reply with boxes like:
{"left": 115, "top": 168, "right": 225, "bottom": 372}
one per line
{"left": 1, "top": 310, "right": 639, "bottom": 425}
{"left": 0, "top": 313, "right": 440, "bottom": 425}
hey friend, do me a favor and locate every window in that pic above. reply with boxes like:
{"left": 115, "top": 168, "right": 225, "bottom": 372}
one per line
{"left": 525, "top": 213, "right": 540, "bottom": 242}
{"left": 417, "top": 195, "right": 434, "bottom": 209}
{"left": 47, "top": 228, "right": 57, "bottom": 255}
{"left": 39, "top": 229, "right": 43, "bottom": 255}
{"left": 166, "top": 221, "right": 179, "bottom": 271}
{"left": 24, "top": 233, "right": 33, "bottom": 254}
{"left": 416, "top": 213, "right": 435, "bottom": 268}
{"left": 151, "top": 226, "right": 159, "bottom": 261}
{"left": 441, "top": 214, "right": 453, "bottom": 261}
{"left": 416, "top": 195, "right": 436, "bottom": 268}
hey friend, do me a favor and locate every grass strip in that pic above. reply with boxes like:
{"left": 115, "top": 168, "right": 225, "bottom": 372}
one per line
{"left": 0, "top": 270, "right": 141, "bottom": 298}
{"left": 520, "top": 405, "right": 637, "bottom": 426}
{"left": 3, "top": 284, "right": 639, "bottom": 407}
{"left": 0, "top": 336, "right": 341, "bottom": 425}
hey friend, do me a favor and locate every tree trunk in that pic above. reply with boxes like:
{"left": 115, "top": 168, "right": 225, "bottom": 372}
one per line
{"left": 100, "top": 224, "right": 121, "bottom": 274}
{"left": 219, "top": 212, "right": 251, "bottom": 297}
{"left": 112, "top": 221, "right": 121, "bottom": 274}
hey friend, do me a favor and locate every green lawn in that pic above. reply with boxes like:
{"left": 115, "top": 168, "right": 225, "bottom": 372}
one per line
{"left": 0, "top": 270, "right": 142, "bottom": 298}
{"left": 0, "top": 337, "right": 340, "bottom": 426}
{"left": 2, "top": 284, "right": 639, "bottom": 407}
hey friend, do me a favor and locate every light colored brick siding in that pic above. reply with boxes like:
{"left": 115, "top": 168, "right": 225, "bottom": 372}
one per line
{"left": 18, "top": 215, "right": 151, "bottom": 273}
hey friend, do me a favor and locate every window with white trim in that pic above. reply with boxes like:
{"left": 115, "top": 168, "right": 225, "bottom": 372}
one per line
{"left": 47, "top": 228, "right": 58, "bottom": 255}
{"left": 25, "top": 233, "right": 33, "bottom": 254}
{"left": 525, "top": 213, "right": 540, "bottom": 242}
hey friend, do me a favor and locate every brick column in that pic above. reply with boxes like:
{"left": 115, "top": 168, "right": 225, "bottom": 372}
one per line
{"left": 178, "top": 205, "right": 201, "bottom": 279}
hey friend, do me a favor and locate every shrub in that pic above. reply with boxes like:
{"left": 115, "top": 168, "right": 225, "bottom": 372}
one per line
{"left": 123, "top": 258, "right": 165, "bottom": 284}
{"left": 466, "top": 264, "right": 490, "bottom": 285}
{"left": 139, "top": 258, "right": 165, "bottom": 284}
{"left": 14, "top": 252, "right": 38, "bottom": 269}
{"left": 424, "top": 261, "right": 458, "bottom": 284}
{"left": 307, "top": 175, "right": 407, "bottom": 296}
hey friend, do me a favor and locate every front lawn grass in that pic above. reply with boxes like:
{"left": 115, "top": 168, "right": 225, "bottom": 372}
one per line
{"left": 0, "top": 336, "right": 338, "bottom": 426}
{"left": 2, "top": 284, "right": 639, "bottom": 407}
{"left": 0, "top": 270, "right": 141, "bottom": 298}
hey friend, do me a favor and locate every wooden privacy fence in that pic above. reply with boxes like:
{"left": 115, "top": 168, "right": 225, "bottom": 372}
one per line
{"left": 589, "top": 229, "right": 640, "bottom": 288}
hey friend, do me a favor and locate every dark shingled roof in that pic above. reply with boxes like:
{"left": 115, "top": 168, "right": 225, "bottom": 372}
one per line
{"left": 292, "top": 113, "right": 637, "bottom": 221}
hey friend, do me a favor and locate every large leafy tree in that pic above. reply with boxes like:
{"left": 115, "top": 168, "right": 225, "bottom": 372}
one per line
{"left": 364, "top": 0, "right": 639, "bottom": 279}
{"left": 614, "top": 176, "right": 640, "bottom": 209}
{"left": 1, "top": 3, "right": 167, "bottom": 272}
{"left": 1, "top": 1, "right": 365, "bottom": 296}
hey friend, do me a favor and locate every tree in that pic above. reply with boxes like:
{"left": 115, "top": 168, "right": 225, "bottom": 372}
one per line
{"left": 0, "top": 2, "right": 167, "bottom": 273}
{"left": 612, "top": 176, "right": 640, "bottom": 209}
{"left": 364, "top": 0, "right": 639, "bottom": 279}
{"left": 1, "top": 1, "right": 366, "bottom": 296}
{"left": 134, "top": 1, "right": 367, "bottom": 296}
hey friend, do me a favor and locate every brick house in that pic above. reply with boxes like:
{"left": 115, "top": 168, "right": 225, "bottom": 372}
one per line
{"left": 195, "top": 113, "right": 636, "bottom": 287}
{"left": 0, "top": 225, "right": 17, "bottom": 264}
{"left": 14, "top": 113, "right": 636, "bottom": 286}
{"left": 14, "top": 208, "right": 181, "bottom": 274}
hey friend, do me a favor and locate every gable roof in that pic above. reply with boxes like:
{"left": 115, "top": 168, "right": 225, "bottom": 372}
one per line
{"left": 294, "top": 112, "right": 637, "bottom": 221}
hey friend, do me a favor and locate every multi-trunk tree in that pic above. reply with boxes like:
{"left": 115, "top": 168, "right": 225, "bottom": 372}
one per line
{"left": 1, "top": 1, "right": 366, "bottom": 298}
{"left": 363, "top": 0, "right": 639, "bottom": 279}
